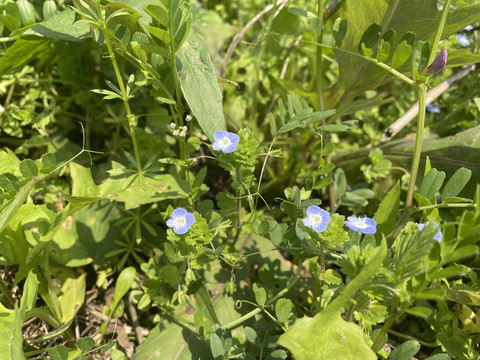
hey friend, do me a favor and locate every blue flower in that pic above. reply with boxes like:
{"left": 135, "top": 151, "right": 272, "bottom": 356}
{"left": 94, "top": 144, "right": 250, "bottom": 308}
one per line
{"left": 345, "top": 216, "right": 377, "bottom": 234}
{"left": 303, "top": 205, "right": 331, "bottom": 233}
{"left": 212, "top": 130, "right": 240, "bottom": 153}
{"left": 418, "top": 221, "right": 442, "bottom": 242}
{"left": 464, "top": 25, "right": 474, "bottom": 31}
{"left": 456, "top": 34, "right": 470, "bottom": 47}
{"left": 427, "top": 104, "right": 441, "bottom": 113}
{"left": 167, "top": 208, "right": 195, "bottom": 234}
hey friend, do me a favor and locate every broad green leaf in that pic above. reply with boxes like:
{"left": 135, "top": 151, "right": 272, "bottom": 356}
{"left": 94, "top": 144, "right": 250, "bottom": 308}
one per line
{"left": 277, "top": 310, "right": 376, "bottom": 360}
{"left": 0, "top": 38, "right": 51, "bottom": 74}
{"left": 373, "top": 182, "right": 400, "bottom": 242}
{"left": 19, "top": 159, "right": 38, "bottom": 178}
{"left": 387, "top": 340, "right": 420, "bottom": 360}
{"left": 323, "top": 1, "right": 480, "bottom": 108}
{"left": 177, "top": 30, "right": 227, "bottom": 141}
{"left": 442, "top": 167, "right": 472, "bottom": 199}
{"left": 110, "top": 267, "right": 136, "bottom": 318}
{"left": 19, "top": 270, "right": 39, "bottom": 321}
{"left": 58, "top": 272, "right": 86, "bottom": 324}
{"left": 24, "top": 8, "right": 90, "bottom": 41}
{"left": 0, "top": 304, "right": 25, "bottom": 360}
{"left": 0, "top": 180, "right": 35, "bottom": 232}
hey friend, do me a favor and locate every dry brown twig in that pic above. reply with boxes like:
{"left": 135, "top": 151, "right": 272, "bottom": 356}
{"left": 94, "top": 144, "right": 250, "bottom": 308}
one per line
{"left": 381, "top": 64, "right": 477, "bottom": 142}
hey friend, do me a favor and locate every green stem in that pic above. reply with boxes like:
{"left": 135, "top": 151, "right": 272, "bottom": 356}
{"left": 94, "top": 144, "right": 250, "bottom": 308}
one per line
{"left": 413, "top": 202, "right": 477, "bottom": 213}
{"left": 101, "top": 21, "right": 143, "bottom": 175}
{"left": 406, "top": 84, "right": 427, "bottom": 207}
{"left": 222, "top": 269, "right": 301, "bottom": 330}
{"left": 0, "top": 276, "right": 14, "bottom": 308}
{"left": 168, "top": 18, "right": 186, "bottom": 162}
{"left": 428, "top": 0, "right": 451, "bottom": 66}
{"left": 372, "top": 299, "right": 400, "bottom": 352}
{"left": 316, "top": 0, "right": 325, "bottom": 112}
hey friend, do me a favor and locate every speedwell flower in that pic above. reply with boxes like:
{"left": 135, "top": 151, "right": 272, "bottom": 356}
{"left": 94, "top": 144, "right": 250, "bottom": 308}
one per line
{"left": 427, "top": 104, "right": 441, "bottom": 113}
{"left": 456, "top": 34, "right": 470, "bottom": 47}
{"left": 428, "top": 49, "right": 448, "bottom": 73}
{"left": 167, "top": 208, "right": 195, "bottom": 235}
{"left": 212, "top": 130, "right": 240, "bottom": 153}
{"left": 418, "top": 221, "right": 442, "bottom": 242}
{"left": 345, "top": 216, "right": 377, "bottom": 234}
{"left": 303, "top": 205, "right": 331, "bottom": 233}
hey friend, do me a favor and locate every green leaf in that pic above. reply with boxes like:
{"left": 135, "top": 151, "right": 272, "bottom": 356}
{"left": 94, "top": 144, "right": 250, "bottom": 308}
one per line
{"left": 373, "top": 182, "right": 400, "bottom": 242}
{"left": 58, "top": 272, "right": 86, "bottom": 324}
{"left": 391, "top": 40, "right": 412, "bottom": 69}
{"left": 376, "top": 39, "right": 391, "bottom": 62}
{"left": 278, "top": 310, "right": 376, "bottom": 360}
{"left": 110, "top": 267, "right": 136, "bottom": 318}
{"left": 418, "top": 168, "right": 446, "bottom": 201}
{"left": 177, "top": 30, "right": 227, "bottom": 141}
{"left": 387, "top": 340, "right": 420, "bottom": 360}
{"left": 19, "top": 159, "right": 38, "bottom": 178}
{"left": 210, "top": 334, "right": 224, "bottom": 359}
{"left": 19, "top": 270, "right": 38, "bottom": 321}
{"left": 48, "top": 345, "right": 68, "bottom": 360}
{"left": 323, "top": 1, "right": 480, "bottom": 108}
{"left": 77, "top": 337, "right": 95, "bottom": 352}
{"left": 358, "top": 23, "right": 382, "bottom": 54}
{"left": 17, "top": 0, "right": 35, "bottom": 26}
{"left": 0, "top": 37, "right": 51, "bottom": 74}
{"left": 0, "top": 180, "right": 35, "bottom": 232}
{"left": 442, "top": 167, "right": 472, "bottom": 199}
{"left": 411, "top": 40, "right": 430, "bottom": 77}
{"left": 254, "top": 283, "right": 267, "bottom": 307}
{"left": 24, "top": 8, "right": 90, "bottom": 41}
{"left": 333, "top": 18, "right": 348, "bottom": 47}
{"left": 275, "top": 299, "right": 293, "bottom": 323}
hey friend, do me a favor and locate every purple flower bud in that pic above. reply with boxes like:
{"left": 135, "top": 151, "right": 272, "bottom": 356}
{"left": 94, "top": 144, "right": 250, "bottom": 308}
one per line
{"left": 427, "top": 49, "right": 448, "bottom": 73}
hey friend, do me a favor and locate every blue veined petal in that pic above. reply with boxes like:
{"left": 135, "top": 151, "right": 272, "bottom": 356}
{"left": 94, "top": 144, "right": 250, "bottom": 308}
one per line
{"left": 214, "top": 130, "right": 228, "bottom": 141}
{"left": 312, "top": 221, "right": 328, "bottom": 233}
{"left": 185, "top": 212, "right": 196, "bottom": 226}
{"left": 345, "top": 216, "right": 377, "bottom": 234}
{"left": 174, "top": 224, "right": 189, "bottom": 234}
{"left": 171, "top": 208, "right": 188, "bottom": 218}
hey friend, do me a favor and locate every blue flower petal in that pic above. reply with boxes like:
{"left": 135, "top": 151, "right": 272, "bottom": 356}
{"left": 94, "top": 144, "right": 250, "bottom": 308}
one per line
{"left": 417, "top": 221, "right": 442, "bottom": 242}
{"left": 345, "top": 216, "right": 377, "bottom": 234}
{"left": 174, "top": 224, "right": 189, "bottom": 235}
{"left": 171, "top": 208, "right": 188, "bottom": 218}
{"left": 167, "top": 208, "right": 195, "bottom": 235}
{"left": 303, "top": 205, "right": 331, "bottom": 233}
{"left": 212, "top": 131, "right": 240, "bottom": 153}
{"left": 185, "top": 212, "right": 196, "bottom": 226}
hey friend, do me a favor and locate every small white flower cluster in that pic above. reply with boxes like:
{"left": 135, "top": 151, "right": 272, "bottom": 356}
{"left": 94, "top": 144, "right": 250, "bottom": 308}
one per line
{"left": 171, "top": 124, "right": 188, "bottom": 137}
{"left": 185, "top": 114, "right": 192, "bottom": 122}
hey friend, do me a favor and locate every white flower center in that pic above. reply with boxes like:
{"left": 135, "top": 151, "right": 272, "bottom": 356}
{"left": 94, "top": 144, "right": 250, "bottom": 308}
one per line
{"left": 220, "top": 137, "right": 232, "bottom": 147}
{"left": 353, "top": 218, "right": 367, "bottom": 228}
{"left": 312, "top": 214, "right": 323, "bottom": 225}
{"left": 175, "top": 217, "right": 186, "bottom": 226}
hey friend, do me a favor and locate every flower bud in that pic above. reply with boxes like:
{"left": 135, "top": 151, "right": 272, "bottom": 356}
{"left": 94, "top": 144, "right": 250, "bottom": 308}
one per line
{"left": 427, "top": 49, "right": 447, "bottom": 73}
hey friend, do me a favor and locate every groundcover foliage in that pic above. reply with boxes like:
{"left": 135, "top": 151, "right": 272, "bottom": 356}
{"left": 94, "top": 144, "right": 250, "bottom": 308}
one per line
{"left": 0, "top": 0, "right": 480, "bottom": 359}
